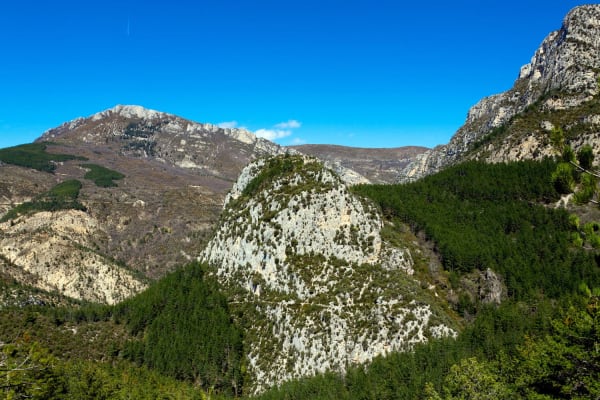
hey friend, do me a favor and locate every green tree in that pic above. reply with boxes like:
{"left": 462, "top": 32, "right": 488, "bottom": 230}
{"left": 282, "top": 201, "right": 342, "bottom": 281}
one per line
{"left": 426, "top": 357, "right": 513, "bottom": 400}
{"left": 117, "top": 262, "right": 244, "bottom": 395}
{"left": 551, "top": 162, "right": 575, "bottom": 194}
{"left": 515, "top": 295, "right": 600, "bottom": 399}
{"left": 562, "top": 145, "right": 576, "bottom": 163}
{"left": 577, "top": 144, "right": 594, "bottom": 170}
{"left": 573, "top": 172, "right": 597, "bottom": 204}
{"left": 0, "top": 340, "right": 64, "bottom": 399}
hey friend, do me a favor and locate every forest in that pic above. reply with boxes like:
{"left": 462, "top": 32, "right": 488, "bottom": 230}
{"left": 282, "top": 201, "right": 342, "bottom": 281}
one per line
{"left": 1, "top": 158, "right": 599, "bottom": 399}
{"left": 80, "top": 163, "right": 125, "bottom": 187}
{"left": 0, "top": 143, "right": 86, "bottom": 172}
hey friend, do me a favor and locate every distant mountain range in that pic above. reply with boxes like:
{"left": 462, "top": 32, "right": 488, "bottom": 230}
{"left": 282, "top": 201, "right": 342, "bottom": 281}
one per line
{"left": 289, "top": 144, "right": 428, "bottom": 184}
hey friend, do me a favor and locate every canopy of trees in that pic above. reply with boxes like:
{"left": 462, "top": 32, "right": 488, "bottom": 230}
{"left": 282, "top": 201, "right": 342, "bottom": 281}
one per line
{"left": 354, "top": 159, "right": 600, "bottom": 300}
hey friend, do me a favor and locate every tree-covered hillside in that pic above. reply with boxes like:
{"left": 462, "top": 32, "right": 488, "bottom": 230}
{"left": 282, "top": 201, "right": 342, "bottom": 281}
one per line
{"left": 354, "top": 159, "right": 600, "bottom": 300}
{"left": 0, "top": 263, "right": 242, "bottom": 399}
{"left": 0, "top": 159, "right": 598, "bottom": 399}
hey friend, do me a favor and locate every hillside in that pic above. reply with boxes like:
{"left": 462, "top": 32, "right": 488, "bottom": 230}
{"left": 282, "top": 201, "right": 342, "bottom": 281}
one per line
{"left": 202, "top": 154, "right": 456, "bottom": 392}
{"left": 2, "top": 156, "right": 598, "bottom": 398}
{"left": 0, "top": 4, "right": 600, "bottom": 399}
{"left": 289, "top": 144, "right": 428, "bottom": 184}
{"left": 401, "top": 4, "right": 600, "bottom": 181}
{"left": 0, "top": 106, "right": 288, "bottom": 303}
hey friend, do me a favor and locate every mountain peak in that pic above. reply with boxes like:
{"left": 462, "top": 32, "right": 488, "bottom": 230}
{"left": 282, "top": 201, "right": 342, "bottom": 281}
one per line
{"left": 91, "top": 104, "right": 167, "bottom": 121}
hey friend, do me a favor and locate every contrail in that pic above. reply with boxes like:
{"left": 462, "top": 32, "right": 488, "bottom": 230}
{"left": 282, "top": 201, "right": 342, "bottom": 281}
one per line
{"left": 127, "top": 17, "right": 130, "bottom": 36}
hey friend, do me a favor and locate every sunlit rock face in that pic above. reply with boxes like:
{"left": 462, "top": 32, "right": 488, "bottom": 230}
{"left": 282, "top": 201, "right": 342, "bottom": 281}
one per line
{"left": 202, "top": 155, "right": 456, "bottom": 393}
{"left": 0, "top": 209, "right": 146, "bottom": 304}
{"left": 400, "top": 5, "right": 600, "bottom": 182}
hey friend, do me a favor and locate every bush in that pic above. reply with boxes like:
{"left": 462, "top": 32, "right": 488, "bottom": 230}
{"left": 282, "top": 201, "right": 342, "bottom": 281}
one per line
{"left": 577, "top": 144, "right": 594, "bottom": 170}
{"left": 551, "top": 162, "right": 575, "bottom": 194}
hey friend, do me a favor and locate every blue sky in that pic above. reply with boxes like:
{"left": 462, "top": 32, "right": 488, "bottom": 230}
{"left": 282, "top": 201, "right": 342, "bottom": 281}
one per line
{"left": 0, "top": 0, "right": 587, "bottom": 149}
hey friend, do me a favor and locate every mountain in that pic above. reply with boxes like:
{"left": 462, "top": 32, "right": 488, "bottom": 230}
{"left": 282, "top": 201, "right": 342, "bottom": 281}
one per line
{"left": 289, "top": 144, "right": 428, "bottom": 184}
{"left": 0, "top": 105, "right": 378, "bottom": 304}
{"left": 39, "top": 105, "right": 285, "bottom": 184}
{"left": 201, "top": 154, "right": 456, "bottom": 393}
{"left": 1, "top": 105, "right": 294, "bottom": 303}
{"left": 2, "top": 5, "right": 600, "bottom": 399}
{"left": 400, "top": 4, "right": 600, "bottom": 181}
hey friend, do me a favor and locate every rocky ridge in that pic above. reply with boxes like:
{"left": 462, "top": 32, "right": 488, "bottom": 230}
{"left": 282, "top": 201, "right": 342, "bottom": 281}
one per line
{"left": 201, "top": 155, "right": 455, "bottom": 393}
{"left": 400, "top": 5, "right": 600, "bottom": 181}
{"left": 40, "top": 105, "right": 286, "bottom": 183}
{"left": 40, "top": 105, "right": 370, "bottom": 186}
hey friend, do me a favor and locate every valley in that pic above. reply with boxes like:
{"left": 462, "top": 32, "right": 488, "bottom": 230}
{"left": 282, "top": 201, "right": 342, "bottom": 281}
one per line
{"left": 1, "top": 4, "right": 600, "bottom": 399}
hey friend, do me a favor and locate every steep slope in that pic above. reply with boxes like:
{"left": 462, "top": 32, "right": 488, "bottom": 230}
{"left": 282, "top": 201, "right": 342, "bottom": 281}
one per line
{"left": 201, "top": 155, "right": 455, "bottom": 393}
{"left": 0, "top": 210, "right": 145, "bottom": 304}
{"left": 401, "top": 5, "right": 600, "bottom": 181}
{"left": 289, "top": 144, "right": 428, "bottom": 184}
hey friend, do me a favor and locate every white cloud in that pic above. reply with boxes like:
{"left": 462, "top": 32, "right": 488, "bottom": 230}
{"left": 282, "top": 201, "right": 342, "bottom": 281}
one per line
{"left": 218, "top": 121, "right": 238, "bottom": 129}
{"left": 255, "top": 128, "right": 292, "bottom": 140}
{"left": 217, "top": 119, "right": 302, "bottom": 142}
{"left": 255, "top": 119, "right": 302, "bottom": 141}
{"left": 275, "top": 119, "right": 301, "bottom": 129}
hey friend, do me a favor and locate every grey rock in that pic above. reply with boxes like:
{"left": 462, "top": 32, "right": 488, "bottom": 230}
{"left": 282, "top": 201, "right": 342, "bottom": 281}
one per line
{"left": 400, "top": 5, "right": 600, "bottom": 181}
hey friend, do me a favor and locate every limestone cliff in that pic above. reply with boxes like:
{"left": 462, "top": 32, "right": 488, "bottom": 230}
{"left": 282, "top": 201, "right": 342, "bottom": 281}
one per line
{"left": 401, "top": 5, "right": 600, "bottom": 181}
{"left": 202, "top": 155, "right": 455, "bottom": 393}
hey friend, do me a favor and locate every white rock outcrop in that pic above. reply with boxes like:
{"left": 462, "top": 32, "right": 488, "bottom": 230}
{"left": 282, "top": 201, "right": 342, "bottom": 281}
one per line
{"left": 202, "top": 155, "right": 455, "bottom": 393}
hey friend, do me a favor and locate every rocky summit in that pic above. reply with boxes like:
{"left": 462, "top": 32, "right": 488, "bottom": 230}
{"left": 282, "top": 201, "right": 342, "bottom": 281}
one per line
{"left": 40, "top": 104, "right": 286, "bottom": 184}
{"left": 202, "top": 154, "right": 455, "bottom": 393}
{"left": 400, "top": 4, "right": 600, "bottom": 181}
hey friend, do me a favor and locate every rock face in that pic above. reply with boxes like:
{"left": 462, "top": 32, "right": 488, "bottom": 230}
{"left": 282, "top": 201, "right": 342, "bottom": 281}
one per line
{"left": 202, "top": 155, "right": 455, "bottom": 393}
{"left": 0, "top": 210, "right": 145, "bottom": 304}
{"left": 400, "top": 5, "right": 600, "bottom": 181}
